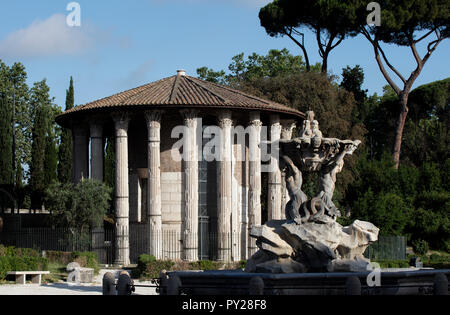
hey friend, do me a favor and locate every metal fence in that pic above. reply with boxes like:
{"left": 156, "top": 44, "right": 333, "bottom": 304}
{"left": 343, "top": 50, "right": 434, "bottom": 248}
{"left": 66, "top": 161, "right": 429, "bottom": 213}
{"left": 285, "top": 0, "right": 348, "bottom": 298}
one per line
{"left": 0, "top": 227, "right": 116, "bottom": 265}
{"left": 364, "top": 235, "right": 407, "bottom": 260}
{"left": 128, "top": 226, "right": 237, "bottom": 263}
{"left": 1, "top": 226, "right": 407, "bottom": 265}
{"left": 128, "top": 225, "right": 187, "bottom": 263}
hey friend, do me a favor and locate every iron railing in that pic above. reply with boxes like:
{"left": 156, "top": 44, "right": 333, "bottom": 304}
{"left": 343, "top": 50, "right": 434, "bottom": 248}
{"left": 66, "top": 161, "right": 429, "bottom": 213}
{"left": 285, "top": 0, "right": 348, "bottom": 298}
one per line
{"left": 364, "top": 235, "right": 407, "bottom": 260}
{"left": 1, "top": 226, "right": 407, "bottom": 264}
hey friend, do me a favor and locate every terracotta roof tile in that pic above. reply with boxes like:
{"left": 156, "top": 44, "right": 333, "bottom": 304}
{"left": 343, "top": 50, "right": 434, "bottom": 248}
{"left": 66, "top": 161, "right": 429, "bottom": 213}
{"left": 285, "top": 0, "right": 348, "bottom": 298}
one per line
{"left": 57, "top": 74, "right": 304, "bottom": 123}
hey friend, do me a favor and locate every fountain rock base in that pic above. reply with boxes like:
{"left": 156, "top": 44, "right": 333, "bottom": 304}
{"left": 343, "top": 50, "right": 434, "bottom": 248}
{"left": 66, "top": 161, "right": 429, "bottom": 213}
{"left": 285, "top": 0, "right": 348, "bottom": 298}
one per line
{"left": 245, "top": 219, "right": 379, "bottom": 273}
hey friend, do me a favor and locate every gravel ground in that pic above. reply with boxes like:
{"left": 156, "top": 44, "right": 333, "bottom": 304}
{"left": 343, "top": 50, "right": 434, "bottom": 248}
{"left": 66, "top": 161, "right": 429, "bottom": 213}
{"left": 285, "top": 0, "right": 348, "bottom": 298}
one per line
{"left": 0, "top": 281, "right": 158, "bottom": 295}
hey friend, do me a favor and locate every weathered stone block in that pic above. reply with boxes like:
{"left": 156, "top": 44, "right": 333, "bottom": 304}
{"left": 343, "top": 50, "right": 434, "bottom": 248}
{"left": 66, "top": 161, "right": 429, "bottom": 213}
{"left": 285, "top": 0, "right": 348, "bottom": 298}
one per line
{"left": 327, "top": 256, "right": 371, "bottom": 272}
{"left": 79, "top": 268, "right": 94, "bottom": 283}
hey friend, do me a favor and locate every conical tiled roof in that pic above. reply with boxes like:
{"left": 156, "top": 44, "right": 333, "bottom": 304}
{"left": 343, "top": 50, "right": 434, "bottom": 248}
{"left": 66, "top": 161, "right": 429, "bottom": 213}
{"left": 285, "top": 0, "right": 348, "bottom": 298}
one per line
{"left": 56, "top": 73, "right": 304, "bottom": 124}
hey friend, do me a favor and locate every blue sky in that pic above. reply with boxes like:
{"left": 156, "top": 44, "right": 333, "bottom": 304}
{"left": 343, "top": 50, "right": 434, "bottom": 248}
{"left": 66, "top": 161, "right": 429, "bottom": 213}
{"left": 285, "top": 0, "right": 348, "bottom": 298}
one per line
{"left": 0, "top": 0, "right": 449, "bottom": 110}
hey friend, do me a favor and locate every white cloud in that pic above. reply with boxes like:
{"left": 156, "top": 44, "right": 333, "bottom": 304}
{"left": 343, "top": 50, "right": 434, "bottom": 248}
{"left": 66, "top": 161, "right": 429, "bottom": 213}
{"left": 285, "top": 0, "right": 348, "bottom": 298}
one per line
{"left": 0, "top": 14, "right": 103, "bottom": 58}
{"left": 118, "top": 59, "right": 154, "bottom": 89}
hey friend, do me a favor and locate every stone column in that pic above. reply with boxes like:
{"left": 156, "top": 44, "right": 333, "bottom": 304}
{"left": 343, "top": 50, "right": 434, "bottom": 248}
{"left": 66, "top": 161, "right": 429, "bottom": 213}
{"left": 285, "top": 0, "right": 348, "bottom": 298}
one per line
{"left": 231, "top": 142, "right": 241, "bottom": 262}
{"left": 181, "top": 110, "right": 199, "bottom": 261}
{"left": 268, "top": 114, "right": 282, "bottom": 221}
{"left": 145, "top": 110, "right": 163, "bottom": 259}
{"left": 217, "top": 111, "right": 233, "bottom": 262}
{"left": 72, "top": 124, "right": 89, "bottom": 184}
{"left": 280, "top": 120, "right": 296, "bottom": 219}
{"left": 112, "top": 112, "right": 131, "bottom": 266}
{"left": 90, "top": 122, "right": 104, "bottom": 181}
{"left": 248, "top": 112, "right": 262, "bottom": 257}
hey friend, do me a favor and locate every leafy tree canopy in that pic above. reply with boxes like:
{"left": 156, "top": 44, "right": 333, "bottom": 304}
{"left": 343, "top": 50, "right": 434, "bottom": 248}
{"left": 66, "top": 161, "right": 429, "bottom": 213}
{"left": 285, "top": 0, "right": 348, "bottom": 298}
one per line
{"left": 197, "top": 48, "right": 311, "bottom": 85}
{"left": 46, "top": 179, "right": 112, "bottom": 232}
{"left": 259, "top": 0, "right": 359, "bottom": 72}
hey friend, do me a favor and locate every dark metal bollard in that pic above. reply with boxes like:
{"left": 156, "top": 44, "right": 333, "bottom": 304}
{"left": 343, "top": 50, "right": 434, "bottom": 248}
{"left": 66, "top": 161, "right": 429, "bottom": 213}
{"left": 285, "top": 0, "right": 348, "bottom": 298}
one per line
{"left": 249, "top": 277, "right": 264, "bottom": 295}
{"left": 346, "top": 276, "right": 361, "bottom": 295}
{"left": 102, "top": 272, "right": 116, "bottom": 295}
{"left": 159, "top": 270, "right": 168, "bottom": 296}
{"left": 434, "top": 273, "right": 448, "bottom": 296}
{"left": 167, "top": 275, "right": 182, "bottom": 295}
{"left": 117, "top": 271, "right": 134, "bottom": 296}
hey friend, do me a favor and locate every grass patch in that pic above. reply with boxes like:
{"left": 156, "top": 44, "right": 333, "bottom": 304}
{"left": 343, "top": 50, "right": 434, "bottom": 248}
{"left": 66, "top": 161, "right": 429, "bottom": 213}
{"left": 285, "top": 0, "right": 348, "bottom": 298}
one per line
{"left": 42, "top": 262, "right": 68, "bottom": 283}
{"left": 45, "top": 251, "right": 100, "bottom": 275}
{"left": 373, "top": 251, "right": 450, "bottom": 270}
{"left": 372, "top": 260, "right": 410, "bottom": 268}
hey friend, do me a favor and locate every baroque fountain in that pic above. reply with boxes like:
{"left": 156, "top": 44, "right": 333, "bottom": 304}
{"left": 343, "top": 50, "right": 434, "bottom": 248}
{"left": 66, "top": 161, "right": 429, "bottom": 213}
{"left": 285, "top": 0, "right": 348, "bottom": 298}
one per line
{"left": 245, "top": 111, "right": 379, "bottom": 274}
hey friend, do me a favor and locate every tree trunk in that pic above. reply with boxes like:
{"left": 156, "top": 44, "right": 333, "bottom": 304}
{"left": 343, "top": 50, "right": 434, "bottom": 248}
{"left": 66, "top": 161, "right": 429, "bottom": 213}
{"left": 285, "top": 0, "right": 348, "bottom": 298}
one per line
{"left": 393, "top": 94, "right": 409, "bottom": 169}
{"left": 321, "top": 53, "right": 328, "bottom": 74}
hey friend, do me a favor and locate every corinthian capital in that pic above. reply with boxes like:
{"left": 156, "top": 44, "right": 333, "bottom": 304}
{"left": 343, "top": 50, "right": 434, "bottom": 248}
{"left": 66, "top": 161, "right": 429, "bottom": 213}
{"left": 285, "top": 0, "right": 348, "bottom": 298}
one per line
{"left": 145, "top": 110, "right": 163, "bottom": 129}
{"left": 217, "top": 110, "right": 233, "bottom": 128}
{"left": 249, "top": 111, "right": 263, "bottom": 128}
{"left": 180, "top": 109, "right": 199, "bottom": 128}
{"left": 111, "top": 111, "right": 131, "bottom": 131}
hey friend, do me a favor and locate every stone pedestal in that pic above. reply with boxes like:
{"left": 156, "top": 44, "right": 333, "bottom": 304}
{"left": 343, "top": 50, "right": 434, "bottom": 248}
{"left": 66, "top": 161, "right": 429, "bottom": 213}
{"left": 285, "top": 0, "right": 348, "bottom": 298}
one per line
{"left": 145, "top": 110, "right": 163, "bottom": 259}
{"left": 112, "top": 112, "right": 131, "bottom": 266}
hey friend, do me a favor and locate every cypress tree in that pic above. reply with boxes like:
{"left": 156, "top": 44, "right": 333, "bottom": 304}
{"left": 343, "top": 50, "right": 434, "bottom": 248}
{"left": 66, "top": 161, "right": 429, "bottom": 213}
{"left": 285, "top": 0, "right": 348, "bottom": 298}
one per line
{"left": 44, "top": 128, "right": 58, "bottom": 186}
{"left": 57, "top": 77, "right": 74, "bottom": 183}
{"left": 9, "top": 63, "right": 30, "bottom": 187}
{"left": 0, "top": 61, "right": 13, "bottom": 186}
{"left": 29, "top": 80, "right": 51, "bottom": 208}
{"left": 44, "top": 94, "right": 61, "bottom": 187}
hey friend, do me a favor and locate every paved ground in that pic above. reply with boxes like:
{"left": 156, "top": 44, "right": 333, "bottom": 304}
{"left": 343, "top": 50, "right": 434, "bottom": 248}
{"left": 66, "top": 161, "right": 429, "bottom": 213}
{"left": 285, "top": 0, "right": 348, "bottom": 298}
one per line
{"left": 0, "top": 281, "right": 158, "bottom": 295}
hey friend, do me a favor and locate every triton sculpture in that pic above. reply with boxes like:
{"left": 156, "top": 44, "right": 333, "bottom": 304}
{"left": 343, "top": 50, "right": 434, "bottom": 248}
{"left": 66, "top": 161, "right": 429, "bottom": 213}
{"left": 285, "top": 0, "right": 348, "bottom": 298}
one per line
{"left": 246, "top": 112, "right": 379, "bottom": 273}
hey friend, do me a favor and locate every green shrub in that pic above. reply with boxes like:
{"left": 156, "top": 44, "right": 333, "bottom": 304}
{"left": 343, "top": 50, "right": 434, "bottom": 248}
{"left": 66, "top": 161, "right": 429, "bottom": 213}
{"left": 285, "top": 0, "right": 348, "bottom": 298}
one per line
{"left": 0, "top": 256, "right": 11, "bottom": 279}
{"left": 412, "top": 239, "right": 429, "bottom": 256}
{"left": 45, "top": 251, "right": 98, "bottom": 270}
{"left": 137, "top": 254, "right": 156, "bottom": 271}
{"left": 189, "top": 260, "right": 221, "bottom": 271}
{"left": 7, "top": 256, "right": 48, "bottom": 272}
{"left": 142, "top": 260, "right": 175, "bottom": 280}
{"left": 429, "top": 254, "right": 444, "bottom": 262}
{"left": 0, "top": 245, "right": 7, "bottom": 257}
{"left": 0, "top": 245, "right": 16, "bottom": 257}
{"left": 0, "top": 249, "right": 48, "bottom": 280}
{"left": 421, "top": 252, "right": 450, "bottom": 269}
{"left": 16, "top": 248, "right": 40, "bottom": 258}
{"left": 45, "top": 251, "right": 73, "bottom": 265}
{"left": 423, "top": 262, "right": 450, "bottom": 269}
{"left": 373, "top": 260, "right": 410, "bottom": 268}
